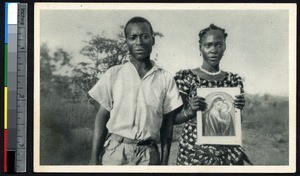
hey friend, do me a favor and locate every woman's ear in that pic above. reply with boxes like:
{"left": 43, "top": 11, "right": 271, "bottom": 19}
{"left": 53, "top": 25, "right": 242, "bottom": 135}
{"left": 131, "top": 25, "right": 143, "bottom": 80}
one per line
{"left": 199, "top": 41, "right": 203, "bottom": 49}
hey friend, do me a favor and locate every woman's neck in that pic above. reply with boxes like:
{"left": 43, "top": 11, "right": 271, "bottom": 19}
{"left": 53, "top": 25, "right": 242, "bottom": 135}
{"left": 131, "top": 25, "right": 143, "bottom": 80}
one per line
{"left": 201, "top": 62, "right": 220, "bottom": 73}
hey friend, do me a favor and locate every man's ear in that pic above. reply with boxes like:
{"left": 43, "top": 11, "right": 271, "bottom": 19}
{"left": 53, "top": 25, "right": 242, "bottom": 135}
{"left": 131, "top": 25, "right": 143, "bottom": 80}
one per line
{"left": 152, "top": 36, "right": 155, "bottom": 46}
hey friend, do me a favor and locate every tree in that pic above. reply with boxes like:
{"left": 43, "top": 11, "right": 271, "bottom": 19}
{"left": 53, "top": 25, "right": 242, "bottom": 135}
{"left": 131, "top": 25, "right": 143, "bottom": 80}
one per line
{"left": 40, "top": 43, "right": 73, "bottom": 98}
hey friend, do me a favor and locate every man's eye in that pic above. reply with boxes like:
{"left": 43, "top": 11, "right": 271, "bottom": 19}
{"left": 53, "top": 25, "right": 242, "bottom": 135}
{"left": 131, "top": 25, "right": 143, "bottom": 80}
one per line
{"left": 129, "top": 36, "right": 136, "bottom": 40}
{"left": 217, "top": 43, "right": 224, "bottom": 47}
{"left": 142, "top": 35, "right": 150, "bottom": 40}
{"left": 204, "top": 44, "right": 211, "bottom": 48}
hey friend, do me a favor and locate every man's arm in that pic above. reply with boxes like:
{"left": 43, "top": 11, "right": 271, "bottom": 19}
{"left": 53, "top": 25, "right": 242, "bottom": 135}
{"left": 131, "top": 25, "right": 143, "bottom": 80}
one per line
{"left": 89, "top": 106, "right": 110, "bottom": 165}
{"left": 160, "top": 111, "right": 175, "bottom": 165}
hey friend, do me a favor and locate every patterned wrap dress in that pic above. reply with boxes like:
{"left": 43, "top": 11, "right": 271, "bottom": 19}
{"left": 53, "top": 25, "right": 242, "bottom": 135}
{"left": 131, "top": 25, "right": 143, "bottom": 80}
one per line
{"left": 174, "top": 69, "right": 252, "bottom": 165}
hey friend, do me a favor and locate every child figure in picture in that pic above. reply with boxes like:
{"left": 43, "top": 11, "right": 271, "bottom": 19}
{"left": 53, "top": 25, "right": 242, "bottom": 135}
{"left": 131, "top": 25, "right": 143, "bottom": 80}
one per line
{"left": 220, "top": 100, "right": 235, "bottom": 136}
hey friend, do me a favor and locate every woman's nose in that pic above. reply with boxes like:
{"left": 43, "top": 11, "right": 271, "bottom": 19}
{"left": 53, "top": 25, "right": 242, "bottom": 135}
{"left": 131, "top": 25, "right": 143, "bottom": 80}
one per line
{"left": 210, "top": 46, "right": 218, "bottom": 53}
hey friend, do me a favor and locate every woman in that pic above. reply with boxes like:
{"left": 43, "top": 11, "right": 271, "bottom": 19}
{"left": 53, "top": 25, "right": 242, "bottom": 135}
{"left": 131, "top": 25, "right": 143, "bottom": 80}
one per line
{"left": 174, "top": 24, "right": 251, "bottom": 165}
{"left": 203, "top": 97, "right": 235, "bottom": 136}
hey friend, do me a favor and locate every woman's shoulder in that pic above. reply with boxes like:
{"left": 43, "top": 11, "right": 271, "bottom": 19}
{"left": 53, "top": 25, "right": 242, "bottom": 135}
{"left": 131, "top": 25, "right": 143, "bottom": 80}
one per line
{"left": 175, "top": 69, "right": 193, "bottom": 75}
{"left": 174, "top": 69, "right": 195, "bottom": 79}
{"left": 223, "top": 71, "right": 243, "bottom": 81}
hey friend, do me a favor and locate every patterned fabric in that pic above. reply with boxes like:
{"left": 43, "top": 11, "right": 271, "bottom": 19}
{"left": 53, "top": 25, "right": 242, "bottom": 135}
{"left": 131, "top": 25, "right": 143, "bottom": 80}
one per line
{"left": 174, "top": 69, "right": 252, "bottom": 165}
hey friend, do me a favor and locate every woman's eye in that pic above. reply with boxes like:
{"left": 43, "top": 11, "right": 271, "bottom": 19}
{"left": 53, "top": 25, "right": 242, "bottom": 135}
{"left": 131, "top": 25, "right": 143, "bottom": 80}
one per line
{"left": 204, "top": 44, "right": 211, "bottom": 48}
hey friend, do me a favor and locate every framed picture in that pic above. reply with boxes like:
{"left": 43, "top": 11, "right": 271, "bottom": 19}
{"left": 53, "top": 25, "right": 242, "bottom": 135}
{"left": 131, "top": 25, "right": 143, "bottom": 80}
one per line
{"left": 196, "top": 87, "right": 242, "bottom": 145}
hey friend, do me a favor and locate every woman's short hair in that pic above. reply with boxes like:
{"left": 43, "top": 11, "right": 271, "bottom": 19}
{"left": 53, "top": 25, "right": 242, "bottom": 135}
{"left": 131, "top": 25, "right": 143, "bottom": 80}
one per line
{"left": 198, "top": 24, "right": 228, "bottom": 44}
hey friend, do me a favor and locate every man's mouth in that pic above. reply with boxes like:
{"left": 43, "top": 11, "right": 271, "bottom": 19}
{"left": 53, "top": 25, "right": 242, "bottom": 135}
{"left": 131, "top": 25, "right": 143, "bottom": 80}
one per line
{"left": 134, "top": 49, "right": 145, "bottom": 53}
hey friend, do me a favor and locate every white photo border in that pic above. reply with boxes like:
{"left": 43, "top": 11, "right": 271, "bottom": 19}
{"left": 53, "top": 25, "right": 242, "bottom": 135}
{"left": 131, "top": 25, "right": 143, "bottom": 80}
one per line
{"left": 34, "top": 2, "right": 297, "bottom": 173}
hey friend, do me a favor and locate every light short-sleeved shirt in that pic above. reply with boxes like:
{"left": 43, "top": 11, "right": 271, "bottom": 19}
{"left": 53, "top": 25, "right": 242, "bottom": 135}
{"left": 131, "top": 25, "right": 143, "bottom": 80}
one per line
{"left": 88, "top": 61, "right": 183, "bottom": 142}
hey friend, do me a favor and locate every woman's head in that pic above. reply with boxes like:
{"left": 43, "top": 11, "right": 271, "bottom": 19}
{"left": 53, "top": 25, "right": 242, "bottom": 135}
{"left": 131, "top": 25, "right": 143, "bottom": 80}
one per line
{"left": 198, "top": 24, "right": 227, "bottom": 68}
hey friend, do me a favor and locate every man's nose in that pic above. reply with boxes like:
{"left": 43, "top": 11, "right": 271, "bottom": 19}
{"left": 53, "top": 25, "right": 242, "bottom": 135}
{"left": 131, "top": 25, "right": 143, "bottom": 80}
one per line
{"left": 136, "top": 36, "right": 142, "bottom": 44}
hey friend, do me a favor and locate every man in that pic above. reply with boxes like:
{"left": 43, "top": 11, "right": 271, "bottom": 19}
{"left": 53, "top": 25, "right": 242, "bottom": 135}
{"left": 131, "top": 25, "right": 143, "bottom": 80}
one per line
{"left": 88, "top": 16, "right": 182, "bottom": 165}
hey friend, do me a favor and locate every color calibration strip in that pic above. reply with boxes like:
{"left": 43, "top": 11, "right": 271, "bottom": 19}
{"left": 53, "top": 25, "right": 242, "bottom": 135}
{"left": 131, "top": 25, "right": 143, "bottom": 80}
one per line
{"left": 4, "top": 2, "right": 28, "bottom": 173}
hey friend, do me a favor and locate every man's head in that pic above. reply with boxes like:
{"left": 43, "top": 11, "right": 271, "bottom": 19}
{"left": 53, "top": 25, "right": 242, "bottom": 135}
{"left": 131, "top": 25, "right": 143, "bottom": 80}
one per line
{"left": 124, "top": 17, "right": 154, "bottom": 38}
{"left": 124, "top": 17, "right": 155, "bottom": 61}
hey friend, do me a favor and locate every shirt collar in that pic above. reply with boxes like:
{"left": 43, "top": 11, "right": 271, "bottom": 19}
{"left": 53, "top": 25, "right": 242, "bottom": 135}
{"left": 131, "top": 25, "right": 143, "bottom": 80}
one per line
{"left": 126, "top": 59, "right": 162, "bottom": 71}
{"left": 150, "top": 60, "right": 162, "bottom": 71}
{"left": 127, "top": 59, "right": 162, "bottom": 80}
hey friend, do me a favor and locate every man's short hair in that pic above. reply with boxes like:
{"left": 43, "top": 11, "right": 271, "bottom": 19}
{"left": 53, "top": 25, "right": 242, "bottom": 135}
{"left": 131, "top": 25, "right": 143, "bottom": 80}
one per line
{"left": 124, "top": 16, "right": 154, "bottom": 38}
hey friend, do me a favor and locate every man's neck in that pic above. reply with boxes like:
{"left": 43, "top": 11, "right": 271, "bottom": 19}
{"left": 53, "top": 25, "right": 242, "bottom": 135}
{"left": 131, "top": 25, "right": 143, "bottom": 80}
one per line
{"left": 130, "top": 57, "right": 153, "bottom": 79}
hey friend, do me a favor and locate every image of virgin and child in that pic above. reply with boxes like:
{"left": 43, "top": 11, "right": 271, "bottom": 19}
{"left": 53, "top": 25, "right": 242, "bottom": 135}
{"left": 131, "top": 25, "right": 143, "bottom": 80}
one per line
{"left": 202, "top": 95, "right": 235, "bottom": 136}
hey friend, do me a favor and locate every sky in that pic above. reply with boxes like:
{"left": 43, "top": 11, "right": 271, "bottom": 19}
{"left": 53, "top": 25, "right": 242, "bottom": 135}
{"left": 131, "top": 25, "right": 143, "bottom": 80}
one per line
{"left": 39, "top": 5, "right": 292, "bottom": 97}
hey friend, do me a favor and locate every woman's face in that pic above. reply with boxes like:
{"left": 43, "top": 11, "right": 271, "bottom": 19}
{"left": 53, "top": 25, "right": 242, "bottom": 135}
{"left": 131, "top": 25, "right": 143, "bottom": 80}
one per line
{"left": 200, "top": 30, "right": 226, "bottom": 67}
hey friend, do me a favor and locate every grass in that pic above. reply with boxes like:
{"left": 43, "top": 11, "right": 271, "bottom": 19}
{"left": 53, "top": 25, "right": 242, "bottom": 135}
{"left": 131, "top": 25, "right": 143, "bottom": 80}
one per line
{"left": 40, "top": 93, "right": 289, "bottom": 165}
{"left": 40, "top": 93, "right": 96, "bottom": 165}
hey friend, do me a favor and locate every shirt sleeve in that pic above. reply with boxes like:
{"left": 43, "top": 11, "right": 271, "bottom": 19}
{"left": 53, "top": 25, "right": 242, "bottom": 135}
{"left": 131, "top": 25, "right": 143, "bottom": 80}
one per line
{"left": 174, "top": 70, "right": 193, "bottom": 95}
{"left": 162, "top": 73, "right": 183, "bottom": 114}
{"left": 88, "top": 68, "right": 114, "bottom": 111}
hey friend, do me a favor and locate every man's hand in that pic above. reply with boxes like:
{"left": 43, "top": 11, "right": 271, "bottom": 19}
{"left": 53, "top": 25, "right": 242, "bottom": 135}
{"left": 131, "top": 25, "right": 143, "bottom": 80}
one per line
{"left": 89, "top": 106, "right": 109, "bottom": 165}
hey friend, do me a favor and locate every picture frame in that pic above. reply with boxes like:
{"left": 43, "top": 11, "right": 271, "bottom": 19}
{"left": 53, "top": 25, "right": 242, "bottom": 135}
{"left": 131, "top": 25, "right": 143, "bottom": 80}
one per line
{"left": 196, "top": 87, "right": 242, "bottom": 145}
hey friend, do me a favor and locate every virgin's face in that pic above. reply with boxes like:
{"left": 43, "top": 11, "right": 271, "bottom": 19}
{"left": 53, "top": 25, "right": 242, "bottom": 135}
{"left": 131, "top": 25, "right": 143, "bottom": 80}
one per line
{"left": 213, "top": 100, "right": 223, "bottom": 110}
{"left": 200, "top": 30, "right": 226, "bottom": 67}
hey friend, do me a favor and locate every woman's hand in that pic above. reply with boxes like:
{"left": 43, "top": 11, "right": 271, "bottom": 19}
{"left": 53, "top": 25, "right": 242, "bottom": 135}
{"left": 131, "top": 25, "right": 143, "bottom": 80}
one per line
{"left": 234, "top": 94, "right": 245, "bottom": 110}
{"left": 188, "top": 96, "right": 207, "bottom": 113}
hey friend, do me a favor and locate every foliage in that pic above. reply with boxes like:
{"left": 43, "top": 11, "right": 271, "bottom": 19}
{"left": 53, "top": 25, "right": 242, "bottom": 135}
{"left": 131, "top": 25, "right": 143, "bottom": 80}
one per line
{"left": 40, "top": 43, "right": 74, "bottom": 99}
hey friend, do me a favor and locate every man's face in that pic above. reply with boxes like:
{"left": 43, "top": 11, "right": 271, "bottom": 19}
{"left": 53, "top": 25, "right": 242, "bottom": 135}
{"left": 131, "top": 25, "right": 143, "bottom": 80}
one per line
{"left": 200, "top": 30, "right": 226, "bottom": 67}
{"left": 125, "top": 22, "right": 154, "bottom": 61}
